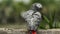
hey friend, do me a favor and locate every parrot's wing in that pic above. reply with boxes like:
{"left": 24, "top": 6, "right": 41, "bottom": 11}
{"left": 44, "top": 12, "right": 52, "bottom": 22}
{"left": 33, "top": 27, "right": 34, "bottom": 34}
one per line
{"left": 21, "top": 10, "right": 34, "bottom": 19}
{"left": 34, "top": 12, "right": 41, "bottom": 18}
{"left": 33, "top": 12, "right": 42, "bottom": 22}
{"left": 32, "top": 12, "right": 42, "bottom": 26}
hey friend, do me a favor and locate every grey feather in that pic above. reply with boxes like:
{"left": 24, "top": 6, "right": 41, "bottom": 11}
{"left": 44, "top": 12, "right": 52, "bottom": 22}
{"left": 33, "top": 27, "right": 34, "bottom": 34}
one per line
{"left": 21, "top": 3, "right": 42, "bottom": 30}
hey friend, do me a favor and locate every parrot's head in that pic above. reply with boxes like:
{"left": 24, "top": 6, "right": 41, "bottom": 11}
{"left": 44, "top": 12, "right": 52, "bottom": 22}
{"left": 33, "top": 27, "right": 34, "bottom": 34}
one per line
{"left": 31, "top": 3, "right": 43, "bottom": 11}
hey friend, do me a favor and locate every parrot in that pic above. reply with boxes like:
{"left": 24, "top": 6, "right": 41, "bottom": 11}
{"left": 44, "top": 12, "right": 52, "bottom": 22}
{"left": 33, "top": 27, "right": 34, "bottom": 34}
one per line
{"left": 21, "top": 3, "right": 43, "bottom": 34}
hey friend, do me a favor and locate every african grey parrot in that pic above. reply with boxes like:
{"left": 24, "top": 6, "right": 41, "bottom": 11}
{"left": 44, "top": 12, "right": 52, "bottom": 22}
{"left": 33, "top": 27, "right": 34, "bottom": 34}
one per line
{"left": 21, "top": 3, "right": 42, "bottom": 31}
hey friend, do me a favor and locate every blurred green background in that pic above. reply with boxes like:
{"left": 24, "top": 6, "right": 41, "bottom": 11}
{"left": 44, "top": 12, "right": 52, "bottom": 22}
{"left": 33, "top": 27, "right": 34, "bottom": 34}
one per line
{"left": 0, "top": 0, "right": 60, "bottom": 29}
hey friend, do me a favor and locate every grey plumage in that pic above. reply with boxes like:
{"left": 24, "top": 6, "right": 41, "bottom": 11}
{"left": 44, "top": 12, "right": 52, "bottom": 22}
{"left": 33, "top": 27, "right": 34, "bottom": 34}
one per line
{"left": 21, "top": 3, "right": 42, "bottom": 30}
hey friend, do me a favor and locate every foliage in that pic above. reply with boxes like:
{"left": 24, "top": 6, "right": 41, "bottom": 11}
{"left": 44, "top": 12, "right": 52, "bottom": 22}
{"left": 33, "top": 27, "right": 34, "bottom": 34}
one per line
{"left": 0, "top": 0, "right": 60, "bottom": 29}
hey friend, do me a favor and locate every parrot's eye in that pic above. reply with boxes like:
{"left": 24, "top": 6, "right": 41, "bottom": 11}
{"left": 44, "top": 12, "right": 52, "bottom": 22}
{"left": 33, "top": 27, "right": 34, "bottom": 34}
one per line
{"left": 36, "top": 4, "right": 42, "bottom": 8}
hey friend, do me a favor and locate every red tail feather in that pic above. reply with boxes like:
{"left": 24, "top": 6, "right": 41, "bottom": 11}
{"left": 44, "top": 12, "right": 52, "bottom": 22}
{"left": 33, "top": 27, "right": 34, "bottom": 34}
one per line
{"left": 32, "top": 30, "right": 36, "bottom": 34}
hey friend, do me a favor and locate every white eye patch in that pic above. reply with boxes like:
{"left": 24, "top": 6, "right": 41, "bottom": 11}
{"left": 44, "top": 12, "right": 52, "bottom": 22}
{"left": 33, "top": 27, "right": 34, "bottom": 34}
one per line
{"left": 36, "top": 4, "right": 42, "bottom": 8}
